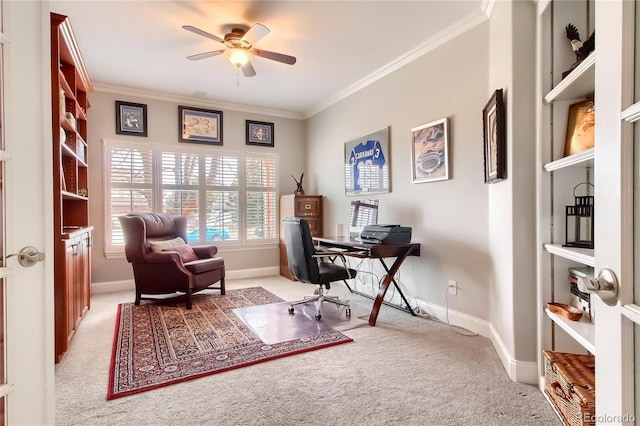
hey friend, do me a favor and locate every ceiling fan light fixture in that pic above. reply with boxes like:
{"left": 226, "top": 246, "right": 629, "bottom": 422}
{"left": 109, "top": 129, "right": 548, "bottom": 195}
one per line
{"left": 227, "top": 48, "right": 249, "bottom": 67}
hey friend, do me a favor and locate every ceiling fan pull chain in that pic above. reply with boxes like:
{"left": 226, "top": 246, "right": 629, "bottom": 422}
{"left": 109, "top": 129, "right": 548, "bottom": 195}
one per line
{"left": 236, "top": 67, "right": 241, "bottom": 86}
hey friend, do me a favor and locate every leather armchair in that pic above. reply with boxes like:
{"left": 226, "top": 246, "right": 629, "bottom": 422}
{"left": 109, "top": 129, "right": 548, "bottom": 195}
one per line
{"left": 118, "top": 213, "right": 225, "bottom": 309}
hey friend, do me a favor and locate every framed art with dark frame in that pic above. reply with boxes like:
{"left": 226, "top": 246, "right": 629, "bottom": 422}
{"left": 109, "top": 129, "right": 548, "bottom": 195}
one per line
{"left": 116, "top": 101, "right": 147, "bottom": 137}
{"left": 482, "top": 88, "right": 505, "bottom": 183}
{"left": 411, "top": 117, "right": 449, "bottom": 183}
{"left": 179, "top": 105, "right": 223, "bottom": 145}
{"left": 246, "top": 120, "right": 274, "bottom": 147}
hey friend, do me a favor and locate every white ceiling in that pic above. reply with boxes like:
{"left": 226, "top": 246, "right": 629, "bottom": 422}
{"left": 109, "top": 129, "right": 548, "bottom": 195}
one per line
{"left": 50, "top": 1, "right": 487, "bottom": 118}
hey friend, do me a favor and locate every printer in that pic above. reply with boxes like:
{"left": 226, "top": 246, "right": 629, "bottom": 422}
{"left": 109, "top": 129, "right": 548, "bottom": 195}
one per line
{"left": 360, "top": 224, "right": 412, "bottom": 245}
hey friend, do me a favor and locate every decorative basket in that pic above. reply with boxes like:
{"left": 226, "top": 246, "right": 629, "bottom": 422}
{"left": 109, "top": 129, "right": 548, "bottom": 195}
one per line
{"left": 543, "top": 350, "right": 595, "bottom": 426}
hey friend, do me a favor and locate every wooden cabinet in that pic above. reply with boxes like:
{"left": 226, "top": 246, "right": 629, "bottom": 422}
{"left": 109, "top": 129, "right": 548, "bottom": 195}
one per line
{"left": 51, "top": 13, "right": 93, "bottom": 362}
{"left": 279, "top": 194, "right": 323, "bottom": 280}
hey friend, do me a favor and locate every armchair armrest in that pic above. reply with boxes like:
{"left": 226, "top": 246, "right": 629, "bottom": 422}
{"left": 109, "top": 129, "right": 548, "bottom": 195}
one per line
{"left": 143, "top": 251, "right": 191, "bottom": 274}
{"left": 192, "top": 245, "right": 218, "bottom": 259}
{"left": 143, "top": 251, "right": 183, "bottom": 265}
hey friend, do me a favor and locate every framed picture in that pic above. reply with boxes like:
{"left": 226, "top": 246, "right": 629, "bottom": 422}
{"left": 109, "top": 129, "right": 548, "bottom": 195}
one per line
{"left": 116, "top": 101, "right": 147, "bottom": 137}
{"left": 564, "top": 98, "right": 594, "bottom": 156}
{"left": 246, "top": 120, "right": 274, "bottom": 147}
{"left": 179, "top": 106, "right": 223, "bottom": 145}
{"left": 344, "top": 127, "right": 390, "bottom": 196}
{"left": 411, "top": 118, "right": 449, "bottom": 183}
{"left": 482, "top": 88, "right": 505, "bottom": 183}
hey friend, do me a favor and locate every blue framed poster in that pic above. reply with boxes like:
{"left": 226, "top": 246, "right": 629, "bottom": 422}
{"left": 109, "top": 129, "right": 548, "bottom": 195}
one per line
{"left": 344, "top": 127, "right": 390, "bottom": 196}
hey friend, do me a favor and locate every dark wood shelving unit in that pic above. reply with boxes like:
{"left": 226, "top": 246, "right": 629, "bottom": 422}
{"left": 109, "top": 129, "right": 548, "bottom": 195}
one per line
{"left": 51, "top": 12, "right": 94, "bottom": 363}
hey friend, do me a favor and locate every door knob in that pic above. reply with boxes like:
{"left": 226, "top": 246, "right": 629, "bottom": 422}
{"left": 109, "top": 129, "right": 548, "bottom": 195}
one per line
{"left": 577, "top": 268, "right": 619, "bottom": 306}
{"left": 1, "top": 246, "right": 46, "bottom": 267}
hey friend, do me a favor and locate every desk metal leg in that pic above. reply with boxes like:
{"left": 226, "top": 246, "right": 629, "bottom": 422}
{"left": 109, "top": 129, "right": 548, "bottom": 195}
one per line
{"left": 369, "top": 247, "right": 412, "bottom": 326}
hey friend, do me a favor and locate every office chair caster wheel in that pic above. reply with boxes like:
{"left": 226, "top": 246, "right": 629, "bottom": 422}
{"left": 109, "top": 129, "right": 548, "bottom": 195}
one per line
{"left": 288, "top": 307, "right": 295, "bottom": 315}
{"left": 346, "top": 308, "right": 351, "bottom": 317}
{"left": 315, "top": 314, "right": 321, "bottom": 320}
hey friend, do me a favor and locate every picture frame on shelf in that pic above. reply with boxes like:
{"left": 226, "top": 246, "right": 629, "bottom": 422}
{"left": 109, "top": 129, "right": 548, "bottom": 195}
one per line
{"left": 246, "top": 120, "right": 274, "bottom": 147}
{"left": 482, "top": 88, "right": 505, "bottom": 183}
{"left": 116, "top": 101, "right": 147, "bottom": 137}
{"left": 411, "top": 117, "right": 449, "bottom": 183}
{"left": 179, "top": 106, "right": 223, "bottom": 145}
{"left": 563, "top": 98, "right": 594, "bottom": 157}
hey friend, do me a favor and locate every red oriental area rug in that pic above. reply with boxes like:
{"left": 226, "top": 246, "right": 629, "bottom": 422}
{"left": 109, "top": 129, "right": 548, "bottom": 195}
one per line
{"left": 107, "top": 287, "right": 352, "bottom": 400}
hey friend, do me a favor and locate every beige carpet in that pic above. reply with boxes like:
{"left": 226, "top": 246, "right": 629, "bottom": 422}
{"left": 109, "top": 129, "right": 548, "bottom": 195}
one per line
{"left": 55, "top": 276, "right": 561, "bottom": 425}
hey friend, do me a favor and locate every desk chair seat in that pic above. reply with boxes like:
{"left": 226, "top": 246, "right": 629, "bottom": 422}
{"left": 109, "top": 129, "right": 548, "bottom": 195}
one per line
{"left": 283, "top": 217, "right": 357, "bottom": 320}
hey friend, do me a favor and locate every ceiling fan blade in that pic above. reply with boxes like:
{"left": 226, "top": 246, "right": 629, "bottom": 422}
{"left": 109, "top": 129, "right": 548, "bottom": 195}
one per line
{"left": 251, "top": 48, "right": 297, "bottom": 65}
{"left": 187, "top": 50, "right": 225, "bottom": 61}
{"left": 182, "top": 25, "right": 225, "bottom": 44}
{"left": 242, "top": 23, "right": 270, "bottom": 45}
{"left": 241, "top": 61, "right": 257, "bottom": 77}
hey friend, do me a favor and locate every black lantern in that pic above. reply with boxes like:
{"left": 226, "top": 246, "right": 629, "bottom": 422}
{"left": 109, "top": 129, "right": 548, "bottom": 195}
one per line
{"left": 564, "top": 183, "right": 594, "bottom": 249}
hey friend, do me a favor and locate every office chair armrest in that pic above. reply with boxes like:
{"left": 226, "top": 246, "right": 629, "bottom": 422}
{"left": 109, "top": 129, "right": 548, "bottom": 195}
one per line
{"left": 312, "top": 251, "right": 355, "bottom": 279}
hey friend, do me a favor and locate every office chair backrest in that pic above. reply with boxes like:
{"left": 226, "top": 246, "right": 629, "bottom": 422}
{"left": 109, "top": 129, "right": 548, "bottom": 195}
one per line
{"left": 282, "top": 217, "right": 320, "bottom": 284}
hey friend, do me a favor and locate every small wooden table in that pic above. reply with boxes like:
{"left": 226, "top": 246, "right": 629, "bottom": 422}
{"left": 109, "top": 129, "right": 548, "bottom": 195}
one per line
{"left": 313, "top": 236, "right": 421, "bottom": 326}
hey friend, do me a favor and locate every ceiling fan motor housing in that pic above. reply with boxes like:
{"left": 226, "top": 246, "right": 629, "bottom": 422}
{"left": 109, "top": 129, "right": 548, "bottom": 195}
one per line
{"left": 224, "top": 28, "right": 250, "bottom": 49}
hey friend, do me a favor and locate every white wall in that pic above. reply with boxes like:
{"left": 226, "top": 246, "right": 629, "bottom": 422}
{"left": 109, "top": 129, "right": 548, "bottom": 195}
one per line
{"left": 305, "top": 22, "right": 492, "bottom": 321}
{"left": 486, "top": 0, "right": 537, "bottom": 381}
{"left": 87, "top": 91, "right": 305, "bottom": 283}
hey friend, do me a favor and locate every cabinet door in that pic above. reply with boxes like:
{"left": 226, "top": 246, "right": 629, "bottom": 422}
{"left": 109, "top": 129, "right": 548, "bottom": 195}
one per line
{"left": 80, "top": 232, "right": 91, "bottom": 314}
{"left": 64, "top": 238, "right": 76, "bottom": 339}
{"left": 304, "top": 218, "right": 322, "bottom": 236}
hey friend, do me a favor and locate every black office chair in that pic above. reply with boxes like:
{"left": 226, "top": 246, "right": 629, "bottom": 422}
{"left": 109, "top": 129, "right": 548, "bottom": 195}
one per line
{"left": 283, "top": 217, "right": 357, "bottom": 320}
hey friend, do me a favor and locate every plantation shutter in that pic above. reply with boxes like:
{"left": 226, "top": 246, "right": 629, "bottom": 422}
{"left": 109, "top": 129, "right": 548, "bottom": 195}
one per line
{"left": 245, "top": 155, "right": 277, "bottom": 241}
{"left": 203, "top": 154, "right": 239, "bottom": 242}
{"left": 105, "top": 140, "right": 154, "bottom": 253}
{"left": 160, "top": 150, "right": 200, "bottom": 237}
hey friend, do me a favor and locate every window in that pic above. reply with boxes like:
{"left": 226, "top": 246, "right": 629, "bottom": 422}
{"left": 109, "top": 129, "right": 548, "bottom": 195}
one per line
{"left": 104, "top": 139, "right": 278, "bottom": 255}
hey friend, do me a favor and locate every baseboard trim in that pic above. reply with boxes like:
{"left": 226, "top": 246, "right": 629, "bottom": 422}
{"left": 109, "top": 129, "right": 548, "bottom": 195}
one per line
{"left": 414, "top": 298, "right": 491, "bottom": 338}
{"left": 488, "top": 322, "right": 539, "bottom": 385}
{"left": 414, "top": 298, "right": 538, "bottom": 385}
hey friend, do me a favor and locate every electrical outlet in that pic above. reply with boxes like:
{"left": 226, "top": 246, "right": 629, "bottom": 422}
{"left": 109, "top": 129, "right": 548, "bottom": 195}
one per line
{"left": 448, "top": 280, "right": 457, "bottom": 295}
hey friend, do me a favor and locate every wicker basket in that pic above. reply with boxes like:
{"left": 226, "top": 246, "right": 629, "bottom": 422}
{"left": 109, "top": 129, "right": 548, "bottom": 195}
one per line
{"left": 543, "top": 350, "right": 595, "bottom": 426}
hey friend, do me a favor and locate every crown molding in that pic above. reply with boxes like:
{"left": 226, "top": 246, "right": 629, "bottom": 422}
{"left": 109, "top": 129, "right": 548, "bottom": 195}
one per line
{"left": 303, "top": 10, "right": 489, "bottom": 119}
{"left": 92, "top": 82, "right": 305, "bottom": 120}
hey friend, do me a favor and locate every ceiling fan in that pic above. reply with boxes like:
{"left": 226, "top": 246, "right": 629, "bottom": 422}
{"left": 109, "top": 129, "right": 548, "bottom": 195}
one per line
{"left": 182, "top": 23, "right": 297, "bottom": 77}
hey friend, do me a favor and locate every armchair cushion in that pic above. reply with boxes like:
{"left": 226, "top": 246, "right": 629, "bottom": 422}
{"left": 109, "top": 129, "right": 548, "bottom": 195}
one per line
{"left": 165, "top": 244, "right": 199, "bottom": 263}
{"left": 184, "top": 257, "right": 225, "bottom": 274}
{"left": 149, "top": 237, "right": 187, "bottom": 252}
{"left": 149, "top": 237, "right": 198, "bottom": 262}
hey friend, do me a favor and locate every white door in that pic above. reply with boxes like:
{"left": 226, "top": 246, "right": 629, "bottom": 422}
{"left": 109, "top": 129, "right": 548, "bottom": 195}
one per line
{"left": 0, "top": 2, "right": 53, "bottom": 425}
{"left": 591, "top": 0, "right": 637, "bottom": 422}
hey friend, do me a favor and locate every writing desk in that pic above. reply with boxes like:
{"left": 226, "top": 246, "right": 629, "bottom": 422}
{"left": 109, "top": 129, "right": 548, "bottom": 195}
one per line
{"left": 313, "top": 236, "right": 420, "bottom": 326}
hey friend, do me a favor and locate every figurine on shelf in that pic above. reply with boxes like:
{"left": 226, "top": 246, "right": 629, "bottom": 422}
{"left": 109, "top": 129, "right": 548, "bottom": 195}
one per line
{"left": 563, "top": 23, "right": 595, "bottom": 79}
{"left": 291, "top": 173, "right": 304, "bottom": 195}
